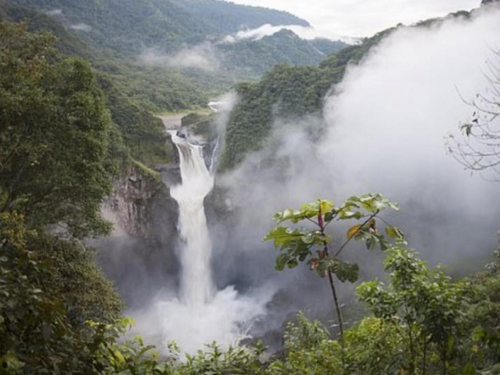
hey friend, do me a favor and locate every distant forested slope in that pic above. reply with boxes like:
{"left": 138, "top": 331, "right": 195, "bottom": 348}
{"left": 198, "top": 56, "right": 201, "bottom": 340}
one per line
{"left": 9, "top": 0, "right": 309, "bottom": 55}
{"left": 218, "top": 29, "right": 347, "bottom": 75}
{"left": 219, "top": 33, "right": 388, "bottom": 170}
{"left": 3, "top": 0, "right": 339, "bottom": 110}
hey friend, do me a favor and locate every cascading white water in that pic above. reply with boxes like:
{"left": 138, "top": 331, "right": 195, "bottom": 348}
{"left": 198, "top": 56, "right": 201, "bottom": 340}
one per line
{"left": 170, "top": 134, "right": 215, "bottom": 306}
{"left": 132, "top": 124, "right": 272, "bottom": 355}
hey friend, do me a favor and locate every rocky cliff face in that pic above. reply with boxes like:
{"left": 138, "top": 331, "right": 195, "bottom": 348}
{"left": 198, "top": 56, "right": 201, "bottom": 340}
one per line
{"left": 105, "top": 130, "right": 182, "bottom": 240}
{"left": 96, "top": 150, "right": 182, "bottom": 307}
{"left": 106, "top": 161, "right": 164, "bottom": 238}
{"left": 97, "top": 114, "right": 220, "bottom": 306}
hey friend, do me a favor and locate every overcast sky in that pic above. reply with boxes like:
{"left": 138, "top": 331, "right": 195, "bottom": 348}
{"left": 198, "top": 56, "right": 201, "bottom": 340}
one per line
{"left": 224, "top": 0, "right": 482, "bottom": 38}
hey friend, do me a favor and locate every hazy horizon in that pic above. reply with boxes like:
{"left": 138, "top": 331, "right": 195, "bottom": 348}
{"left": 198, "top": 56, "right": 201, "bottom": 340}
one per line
{"left": 222, "top": 0, "right": 481, "bottom": 38}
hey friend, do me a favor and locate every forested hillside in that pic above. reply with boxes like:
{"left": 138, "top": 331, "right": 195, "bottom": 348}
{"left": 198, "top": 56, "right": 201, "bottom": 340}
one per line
{"left": 218, "top": 29, "right": 347, "bottom": 75}
{"left": 4, "top": 0, "right": 346, "bottom": 113}
{"left": 10, "top": 0, "right": 308, "bottom": 56}
{"left": 219, "top": 30, "right": 388, "bottom": 170}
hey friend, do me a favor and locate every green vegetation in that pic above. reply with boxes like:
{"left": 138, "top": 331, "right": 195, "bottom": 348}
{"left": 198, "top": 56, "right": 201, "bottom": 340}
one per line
{"left": 0, "top": 22, "right": 112, "bottom": 237}
{"left": 267, "top": 245, "right": 500, "bottom": 375}
{"left": 2, "top": 0, "right": 321, "bottom": 112}
{"left": 6, "top": 198, "right": 498, "bottom": 374}
{"left": 11, "top": 0, "right": 308, "bottom": 57}
{"left": 265, "top": 195, "right": 403, "bottom": 367}
{"left": 0, "top": 21, "right": 125, "bottom": 372}
{"left": 0, "top": 0, "right": 348, "bottom": 170}
{"left": 219, "top": 30, "right": 347, "bottom": 76}
{"left": 219, "top": 62, "right": 342, "bottom": 170}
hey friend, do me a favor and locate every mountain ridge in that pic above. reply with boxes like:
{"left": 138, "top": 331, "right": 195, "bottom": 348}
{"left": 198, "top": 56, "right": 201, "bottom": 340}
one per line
{"left": 10, "top": 0, "right": 310, "bottom": 56}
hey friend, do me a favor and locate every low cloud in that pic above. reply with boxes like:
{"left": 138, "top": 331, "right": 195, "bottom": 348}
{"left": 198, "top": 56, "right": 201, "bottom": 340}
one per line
{"left": 70, "top": 23, "right": 92, "bottom": 32}
{"left": 221, "top": 0, "right": 479, "bottom": 37}
{"left": 45, "top": 9, "right": 63, "bottom": 16}
{"left": 222, "top": 23, "right": 351, "bottom": 43}
{"left": 139, "top": 44, "right": 220, "bottom": 72}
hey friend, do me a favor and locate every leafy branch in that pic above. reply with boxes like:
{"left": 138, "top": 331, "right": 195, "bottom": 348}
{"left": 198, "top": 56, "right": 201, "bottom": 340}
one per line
{"left": 264, "top": 193, "right": 403, "bottom": 372}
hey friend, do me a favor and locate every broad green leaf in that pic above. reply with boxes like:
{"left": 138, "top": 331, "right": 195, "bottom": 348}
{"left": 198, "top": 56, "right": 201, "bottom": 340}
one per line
{"left": 365, "top": 234, "right": 379, "bottom": 250}
{"left": 377, "top": 235, "right": 391, "bottom": 251}
{"left": 264, "top": 226, "right": 304, "bottom": 247}
{"left": 324, "top": 210, "right": 337, "bottom": 223}
{"left": 334, "top": 260, "right": 360, "bottom": 283}
{"left": 339, "top": 210, "right": 363, "bottom": 220}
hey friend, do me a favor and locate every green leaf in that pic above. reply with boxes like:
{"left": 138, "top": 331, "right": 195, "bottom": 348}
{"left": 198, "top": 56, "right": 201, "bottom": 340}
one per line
{"left": 339, "top": 210, "right": 363, "bottom": 220}
{"left": 365, "top": 235, "right": 379, "bottom": 250}
{"left": 282, "top": 209, "right": 294, "bottom": 221}
{"left": 324, "top": 210, "right": 336, "bottom": 223}
{"left": 334, "top": 261, "right": 360, "bottom": 283}
{"left": 275, "top": 253, "right": 288, "bottom": 271}
{"left": 377, "top": 235, "right": 391, "bottom": 251}
{"left": 301, "top": 233, "right": 316, "bottom": 245}
{"left": 264, "top": 226, "right": 304, "bottom": 247}
{"left": 385, "top": 226, "right": 404, "bottom": 239}
{"left": 113, "top": 349, "right": 125, "bottom": 364}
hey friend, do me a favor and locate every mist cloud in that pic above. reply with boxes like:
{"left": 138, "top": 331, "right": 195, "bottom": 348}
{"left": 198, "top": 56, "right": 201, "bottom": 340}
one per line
{"left": 45, "top": 9, "right": 62, "bottom": 16}
{"left": 70, "top": 23, "right": 92, "bottom": 32}
{"left": 221, "top": 0, "right": 480, "bottom": 37}
{"left": 223, "top": 24, "right": 349, "bottom": 43}
{"left": 321, "top": 8, "right": 500, "bottom": 263}
{"left": 139, "top": 44, "right": 220, "bottom": 72}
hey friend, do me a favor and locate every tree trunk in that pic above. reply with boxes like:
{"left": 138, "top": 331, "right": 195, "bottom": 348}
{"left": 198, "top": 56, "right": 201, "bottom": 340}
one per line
{"left": 442, "top": 344, "right": 447, "bottom": 375}
{"left": 408, "top": 327, "right": 416, "bottom": 375}
{"left": 422, "top": 338, "right": 427, "bottom": 375}
{"left": 327, "top": 271, "right": 346, "bottom": 371}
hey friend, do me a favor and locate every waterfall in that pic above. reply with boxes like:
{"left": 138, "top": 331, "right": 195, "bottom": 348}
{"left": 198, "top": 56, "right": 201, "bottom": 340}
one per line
{"left": 170, "top": 134, "right": 214, "bottom": 306}
{"left": 131, "top": 127, "right": 272, "bottom": 356}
